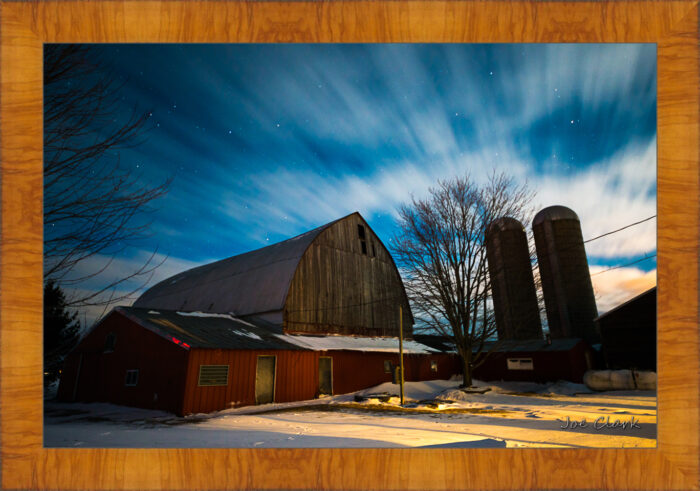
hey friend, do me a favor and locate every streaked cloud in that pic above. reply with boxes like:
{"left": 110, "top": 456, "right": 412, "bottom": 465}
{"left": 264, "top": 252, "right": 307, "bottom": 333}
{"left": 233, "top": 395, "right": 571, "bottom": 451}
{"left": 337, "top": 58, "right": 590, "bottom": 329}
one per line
{"left": 47, "top": 43, "right": 657, "bottom": 325}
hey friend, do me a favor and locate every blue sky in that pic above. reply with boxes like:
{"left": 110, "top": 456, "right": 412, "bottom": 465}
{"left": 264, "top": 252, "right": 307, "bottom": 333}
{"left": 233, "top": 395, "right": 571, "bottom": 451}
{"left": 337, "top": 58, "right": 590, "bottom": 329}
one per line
{"left": 46, "top": 43, "right": 657, "bottom": 322}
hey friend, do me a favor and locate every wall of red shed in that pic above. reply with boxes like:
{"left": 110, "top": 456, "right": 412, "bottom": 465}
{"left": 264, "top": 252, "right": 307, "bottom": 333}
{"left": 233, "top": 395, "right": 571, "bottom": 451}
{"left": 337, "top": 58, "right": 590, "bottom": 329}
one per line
{"left": 472, "top": 343, "right": 592, "bottom": 383}
{"left": 182, "top": 349, "right": 320, "bottom": 415}
{"left": 180, "top": 349, "right": 461, "bottom": 414}
{"left": 56, "top": 311, "right": 189, "bottom": 414}
{"left": 326, "top": 351, "right": 461, "bottom": 394}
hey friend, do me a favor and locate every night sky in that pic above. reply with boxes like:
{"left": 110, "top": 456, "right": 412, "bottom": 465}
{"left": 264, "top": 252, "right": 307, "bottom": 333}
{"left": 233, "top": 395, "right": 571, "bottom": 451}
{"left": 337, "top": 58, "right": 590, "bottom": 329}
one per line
{"left": 45, "top": 43, "right": 657, "bottom": 322}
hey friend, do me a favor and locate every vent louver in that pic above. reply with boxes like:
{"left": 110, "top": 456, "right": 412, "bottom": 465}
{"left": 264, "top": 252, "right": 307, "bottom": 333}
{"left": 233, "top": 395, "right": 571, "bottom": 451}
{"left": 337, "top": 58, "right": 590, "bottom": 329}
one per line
{"left": 198, "top": 365, "right": 229, "bottom": 386}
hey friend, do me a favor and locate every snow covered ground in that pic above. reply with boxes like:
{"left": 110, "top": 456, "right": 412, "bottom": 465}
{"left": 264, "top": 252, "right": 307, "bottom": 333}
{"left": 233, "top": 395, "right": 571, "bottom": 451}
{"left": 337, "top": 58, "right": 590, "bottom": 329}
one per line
{"left": 44, "top": 378, "right": 656, "bottom": 448}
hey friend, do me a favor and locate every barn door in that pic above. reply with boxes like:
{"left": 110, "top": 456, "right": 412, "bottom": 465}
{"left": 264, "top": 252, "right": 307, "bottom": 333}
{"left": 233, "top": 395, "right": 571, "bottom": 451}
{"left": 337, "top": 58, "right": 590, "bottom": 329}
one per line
{"left": 255, "top": 355, "right": 276, "bottom": 404}
{"left": 319, "top": 356, "right": 333, "bottom": 396}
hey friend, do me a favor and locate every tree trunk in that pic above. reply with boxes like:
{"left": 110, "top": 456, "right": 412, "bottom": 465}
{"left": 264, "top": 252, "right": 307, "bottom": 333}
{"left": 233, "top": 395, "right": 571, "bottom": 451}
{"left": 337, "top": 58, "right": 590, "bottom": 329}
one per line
{"left": 461, "top": 349, "right": 473, "bottom": 387}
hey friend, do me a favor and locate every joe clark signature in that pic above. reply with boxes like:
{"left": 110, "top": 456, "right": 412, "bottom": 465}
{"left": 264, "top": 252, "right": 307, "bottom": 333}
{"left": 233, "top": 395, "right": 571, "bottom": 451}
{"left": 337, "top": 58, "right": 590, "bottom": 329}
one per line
{"left": 557, "top": 415, "right": 641, "bottom": 430}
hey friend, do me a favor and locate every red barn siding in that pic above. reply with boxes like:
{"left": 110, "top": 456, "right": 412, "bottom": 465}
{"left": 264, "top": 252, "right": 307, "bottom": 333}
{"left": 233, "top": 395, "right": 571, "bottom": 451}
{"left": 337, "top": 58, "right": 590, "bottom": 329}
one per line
{"left": 472, "top": 343, "right": 592, "bottom": 383}
{"left": 56, "top": 312, "right": 189, "bottom": 414}
{"left": 182, "top": 349, "right": 320, "bottom": 415}
{"left": 180, "top": 350, "right": 461, "bottom": 414}
{"left": 320, "top": 351, "right": 461, "bottom": 395}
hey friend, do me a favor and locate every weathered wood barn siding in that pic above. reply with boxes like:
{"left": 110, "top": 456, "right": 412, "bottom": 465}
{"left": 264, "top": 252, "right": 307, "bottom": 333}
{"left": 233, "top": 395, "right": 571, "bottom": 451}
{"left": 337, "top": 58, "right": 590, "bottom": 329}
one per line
{"left": 57, "top": 312, "right": 189, "bottom": 414}
{"left": 181, "top": 349, "right": 320, "bottom": 414}
{"left": 285, "top": 214, "right": 412, "bottom": 337}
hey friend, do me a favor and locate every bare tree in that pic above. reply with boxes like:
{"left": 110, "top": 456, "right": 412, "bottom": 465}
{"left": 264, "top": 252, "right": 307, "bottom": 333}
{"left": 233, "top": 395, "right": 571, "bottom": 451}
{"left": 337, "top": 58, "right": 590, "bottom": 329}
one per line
{"left": 44, "top": 45, "right": 171, "bottom": 309}
{"left": 391, "top": 172, "right": 535, "bottom": 386}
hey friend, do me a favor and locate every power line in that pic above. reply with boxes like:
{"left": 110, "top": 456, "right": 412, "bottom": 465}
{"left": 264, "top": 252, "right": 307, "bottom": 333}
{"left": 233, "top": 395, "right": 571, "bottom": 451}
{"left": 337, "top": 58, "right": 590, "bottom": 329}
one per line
{"left": 583, "top": 215, "right": 656, "bottom": 244}
{"left": 590, "top": 253, "right": 657, "bottom": 277}
{"left": 289, "top": 216, "right": 658, "bottom": 313}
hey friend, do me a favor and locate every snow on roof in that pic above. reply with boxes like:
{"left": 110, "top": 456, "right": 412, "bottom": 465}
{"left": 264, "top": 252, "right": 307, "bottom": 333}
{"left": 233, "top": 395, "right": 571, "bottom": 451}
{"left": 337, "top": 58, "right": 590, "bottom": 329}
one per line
{"left": 176, "top": 311, "right": 260, "bottom": 328}
{"left": 275, "top": 334, "right": 440, "bottom": 354}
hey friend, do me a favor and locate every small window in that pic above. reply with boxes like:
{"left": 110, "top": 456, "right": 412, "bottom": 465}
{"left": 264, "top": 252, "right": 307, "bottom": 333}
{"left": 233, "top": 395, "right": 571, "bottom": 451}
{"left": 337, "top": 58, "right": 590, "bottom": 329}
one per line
{"left": 507, "top": 358, "right": 534, "bottom": 371}
{"left": 383, "top": 360, "right": 393, "bottom": 373}
{"left": 361, "top": 240, "right": 367, "bottom": 255}
{"left": 198, "top": 365, "right": 229, "bottom": 386}
{"left": 430, "top": 360, "right": 438, "bottom": 372}
{"left": 357, "top": 224, "right": 366, "bottom": 239}
{"left": 125, "top": 369, "right": 139, "bottom": 386}
{"left": 104, "top": 332, "right": 116, "bottom": 353}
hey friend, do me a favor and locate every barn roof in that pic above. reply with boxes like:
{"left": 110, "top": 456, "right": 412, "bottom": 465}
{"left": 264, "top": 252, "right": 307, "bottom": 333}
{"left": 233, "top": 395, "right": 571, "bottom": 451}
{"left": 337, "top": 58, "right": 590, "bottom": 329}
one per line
{"left": 594, "top": 286, "right": 657, "bottom": 321}
{"left": 117, "top": 307, "right": 304, "bottom": 350}
{"left": 133, "top": 215, "right": 345, "bottom": 315}
{"left": 116, "top": 307, "right": 436, "bottom": 353}
{"left": 480, "top": 338, "right": 585, "bottom": 352}
{"left": 412, "top": 335, "right": 586, "bottom": 353}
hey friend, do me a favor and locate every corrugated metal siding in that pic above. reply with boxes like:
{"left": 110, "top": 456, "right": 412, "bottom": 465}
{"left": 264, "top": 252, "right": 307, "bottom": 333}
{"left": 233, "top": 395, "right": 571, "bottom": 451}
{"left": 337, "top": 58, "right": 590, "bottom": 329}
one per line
{"left": 182, "top": 349, "right": 320, "bottom": 414}
{"left": 56, "top": 311, "right": 189, "bottom": 414}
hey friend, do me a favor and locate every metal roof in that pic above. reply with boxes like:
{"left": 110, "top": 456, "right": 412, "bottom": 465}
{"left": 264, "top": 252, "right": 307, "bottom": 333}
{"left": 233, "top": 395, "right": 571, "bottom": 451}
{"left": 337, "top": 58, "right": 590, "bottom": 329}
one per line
{"left": 532, "top": 205, "right": 580, "bottom": 226}
{"left": 480, "top": 338, "right": 585, "bottom": 352}
{"left": 116, "top": 307, "right": 438, "bottom": 353}
{"left": 412, "top": 335, "right": 584, "bottom": 353}
{"left": 594, "top": 286, "right": 657, "bottom": 321}
{"left": 133, "top": 215, "right": 345, "bottom": 315}
{"left": 486, "top": 217, "right": 525, "bottom": 237}
{"left": 117, "top": 307, "right": 304, "bottom": 350}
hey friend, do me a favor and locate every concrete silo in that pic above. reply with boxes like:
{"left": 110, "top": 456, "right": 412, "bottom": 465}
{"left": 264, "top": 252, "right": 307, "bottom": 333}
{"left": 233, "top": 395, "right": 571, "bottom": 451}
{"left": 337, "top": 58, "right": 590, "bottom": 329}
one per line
{"left": 486, "top": 217, "right": 543, "bottom": 340}
{"left": 532, "top": 206, "right": 600, "bottom": 344}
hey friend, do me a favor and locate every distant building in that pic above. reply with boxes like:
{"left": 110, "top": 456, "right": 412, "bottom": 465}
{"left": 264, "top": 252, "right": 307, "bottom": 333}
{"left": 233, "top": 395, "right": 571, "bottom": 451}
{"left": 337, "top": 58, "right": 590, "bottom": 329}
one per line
{"left": 415, "top": 335, "right": 594, "bottom": 383}
{"left": 472, "top": 338, "right": 595, "bottom": 383}
{"left": 595, "top": 287, "right": 656, "bottom": 370}
{"left": 58, "top": 213, "right": 461, "bottom": 415}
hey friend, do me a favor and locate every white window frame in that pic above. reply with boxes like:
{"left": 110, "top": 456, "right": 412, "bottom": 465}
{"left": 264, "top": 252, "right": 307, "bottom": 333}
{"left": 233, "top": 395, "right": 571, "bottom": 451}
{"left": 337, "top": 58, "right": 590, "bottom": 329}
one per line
{"left": 506, "top": 358, "right": 534, "bottom": 371}
{"left": 125, "top": 369, "right": 139, "bottom": 386}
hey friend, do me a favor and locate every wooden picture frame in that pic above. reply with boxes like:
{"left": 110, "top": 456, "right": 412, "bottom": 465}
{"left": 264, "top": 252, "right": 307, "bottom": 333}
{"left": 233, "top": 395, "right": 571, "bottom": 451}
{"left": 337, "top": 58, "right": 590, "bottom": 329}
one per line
{"left": 1, "top": 1, "right": 697, "bottom": 489}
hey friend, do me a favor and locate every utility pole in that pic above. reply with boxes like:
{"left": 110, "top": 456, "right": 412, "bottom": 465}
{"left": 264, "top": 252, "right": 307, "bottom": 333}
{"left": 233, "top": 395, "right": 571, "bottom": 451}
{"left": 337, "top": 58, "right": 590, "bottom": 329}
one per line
{"left": 399, "top": 305, "right": 405, "bottom": 405}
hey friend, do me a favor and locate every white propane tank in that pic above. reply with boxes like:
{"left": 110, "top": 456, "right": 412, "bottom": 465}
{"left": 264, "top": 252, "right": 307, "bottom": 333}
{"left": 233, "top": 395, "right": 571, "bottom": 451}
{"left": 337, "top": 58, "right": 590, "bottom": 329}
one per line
{"left": 583, "top": 369, "right": 656, "bottom": 391}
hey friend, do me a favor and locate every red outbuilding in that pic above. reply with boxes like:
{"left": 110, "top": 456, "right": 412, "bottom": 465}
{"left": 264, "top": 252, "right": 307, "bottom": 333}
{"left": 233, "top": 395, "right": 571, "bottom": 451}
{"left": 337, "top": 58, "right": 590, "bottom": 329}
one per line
{"left": 58, "top": 213, "right": 462, "bottom": 415}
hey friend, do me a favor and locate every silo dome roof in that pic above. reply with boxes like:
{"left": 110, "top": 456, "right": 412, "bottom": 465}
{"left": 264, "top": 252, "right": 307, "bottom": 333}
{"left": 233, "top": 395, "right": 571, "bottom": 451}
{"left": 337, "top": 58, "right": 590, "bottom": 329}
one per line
{"left": 486, "top": 217, "right": 525, "bottom": 237}
{"left": 532, "top": 205, "right": 579, "bottom": 226}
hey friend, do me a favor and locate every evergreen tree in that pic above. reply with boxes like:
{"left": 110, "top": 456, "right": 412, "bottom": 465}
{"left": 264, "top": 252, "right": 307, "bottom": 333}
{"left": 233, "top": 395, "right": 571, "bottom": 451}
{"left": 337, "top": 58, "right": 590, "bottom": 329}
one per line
{"left": 44, "top": 280, "right": 81, "bottom": 386}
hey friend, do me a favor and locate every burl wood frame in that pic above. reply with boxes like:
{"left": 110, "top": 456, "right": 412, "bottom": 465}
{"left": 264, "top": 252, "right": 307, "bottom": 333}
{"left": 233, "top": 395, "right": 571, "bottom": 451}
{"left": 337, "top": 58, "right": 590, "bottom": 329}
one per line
{"left": 1, "top": 1, "right": 698, "bottom": 489}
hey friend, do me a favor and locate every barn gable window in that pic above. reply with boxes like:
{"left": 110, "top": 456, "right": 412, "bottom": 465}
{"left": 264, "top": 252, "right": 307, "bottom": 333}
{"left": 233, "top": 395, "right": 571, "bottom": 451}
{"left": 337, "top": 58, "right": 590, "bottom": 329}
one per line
{"left": 104, "top": 332, "right": 116, "bottom": 353}
{"left": 125, "top": 369, "right": 139, "bottom": 386}
{"left": 198, "top": 365, "right": 229, "bottom": 386}
{"left": 358, "top": 224, "right": 368, "bottom": 255}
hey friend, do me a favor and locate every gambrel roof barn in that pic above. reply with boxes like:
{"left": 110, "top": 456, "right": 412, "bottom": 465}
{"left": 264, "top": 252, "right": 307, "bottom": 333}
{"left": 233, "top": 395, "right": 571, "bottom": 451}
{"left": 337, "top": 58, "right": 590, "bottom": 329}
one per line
{"left": 58, "top": 213, "right": 449, "bottom": 415}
